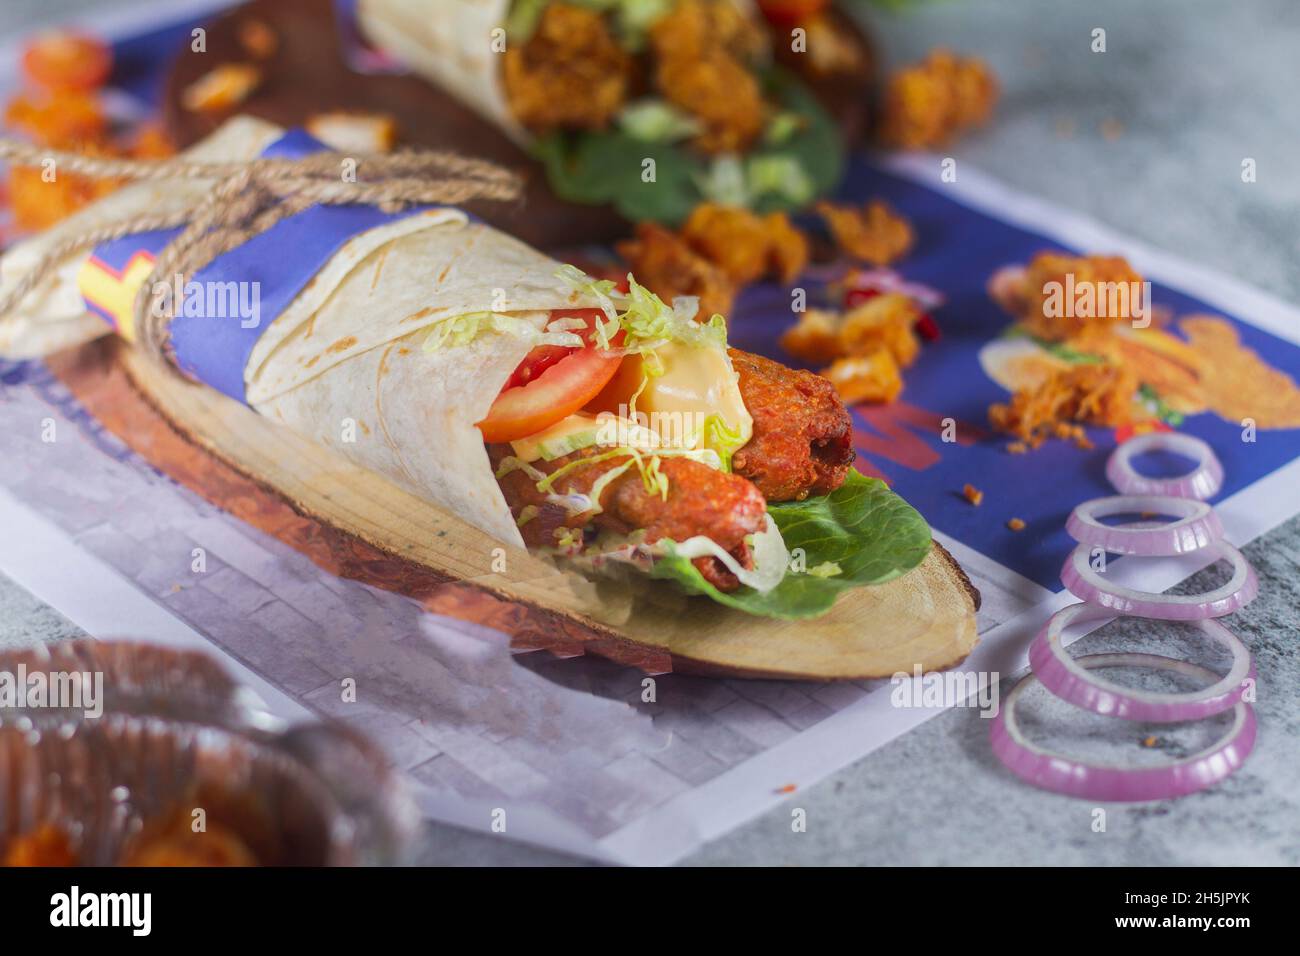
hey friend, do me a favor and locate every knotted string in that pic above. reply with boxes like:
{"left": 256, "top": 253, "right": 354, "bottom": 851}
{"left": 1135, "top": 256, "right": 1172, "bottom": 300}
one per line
{"left": 0, "top": 137, "right": 522, "bottom": 369}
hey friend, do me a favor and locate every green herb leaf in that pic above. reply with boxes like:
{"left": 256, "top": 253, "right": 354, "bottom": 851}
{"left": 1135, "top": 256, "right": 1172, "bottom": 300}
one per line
{"left": 531, "top": 68, "right": 844, "bottom": 226}
{"left": 649, "top": 471, "right": 933, "bottom": 619}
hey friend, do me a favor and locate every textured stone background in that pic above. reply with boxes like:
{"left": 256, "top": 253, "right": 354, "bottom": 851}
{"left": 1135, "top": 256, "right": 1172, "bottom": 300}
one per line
{"left": 1, "top": 0, "right": 1297, "bottom": 865}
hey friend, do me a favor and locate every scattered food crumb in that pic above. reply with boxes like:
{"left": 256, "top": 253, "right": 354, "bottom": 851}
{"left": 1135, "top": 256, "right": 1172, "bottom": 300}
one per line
{"left": 306, "top": 111, "right": 399, "bottom": 155}
{"left": 1006, "top": 441, "right": 1028, "bottom": 454}
{"left": 237, "top": 18, "right": 278, "bottom": 59}
{"left": 1007, "top": 517, "right": 1026, "bottom": 531}
{"left": 1142, "top": 736, "right": 1158, "bottom": 748}
{"left": 181, "top": 63, "right": 262, "bottom": 114}
{"left": 816, "top": 199, "right": 915, "bottom": 267}
{"left": 775, "top": 783, "right": 797, "bottom": 795}
{"left": 962, "top": 483, "right": 984, "bottom": 506}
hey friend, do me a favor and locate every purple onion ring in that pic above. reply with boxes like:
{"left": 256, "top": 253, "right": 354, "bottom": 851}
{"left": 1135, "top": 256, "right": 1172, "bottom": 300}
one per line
{"left": 992, "top": 653, "right": 1257, "bottom": 801}
{"left": 1061, "top": 540, "right": 1257, "bottom": 619}
{"left": 1067, "top": 494, "right": 1224, "bottom": 556}
{"left": 1028, "top": 603, "right": 1255, "bottom": 722}
{"left": 1105, "top": 432, "right": 1224, "bottom": 500}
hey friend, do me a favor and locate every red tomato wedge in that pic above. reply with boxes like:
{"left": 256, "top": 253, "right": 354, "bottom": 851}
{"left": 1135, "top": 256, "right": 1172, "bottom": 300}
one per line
{"left": 476, "top": 309, "right": 625, "bottom": 444}
{"left": 21, "top": 32, "right": 112, "bottom": 93}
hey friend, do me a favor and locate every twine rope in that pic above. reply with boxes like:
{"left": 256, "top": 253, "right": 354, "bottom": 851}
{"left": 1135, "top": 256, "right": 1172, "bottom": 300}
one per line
{"left": 0, "top": 137, "right": 522, "bottom": 368}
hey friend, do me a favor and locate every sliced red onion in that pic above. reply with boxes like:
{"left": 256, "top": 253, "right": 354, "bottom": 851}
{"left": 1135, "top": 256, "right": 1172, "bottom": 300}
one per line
{"left": 1061, "top": 540, "right": 1257, "bottom": 619}
{"left": 1029, "top": 603, "right": 1255, "bottom": 722}
{"left": 1106, "top": 432, "right": 1224, "bottom": 500}
{"left": 992, "top": 653, "right": 1257, "bottom": 801}
{"left": 1066, "top": 494, "right": 1223, "bottom": 556}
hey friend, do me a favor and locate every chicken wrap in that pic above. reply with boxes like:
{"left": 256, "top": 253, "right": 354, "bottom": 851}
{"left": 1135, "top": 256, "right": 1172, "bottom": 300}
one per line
{"left": 0, "top": 116, "right": 931, "bottom": 620}
{"left": 355, "top": 0, "right": 846, "bottom": 224}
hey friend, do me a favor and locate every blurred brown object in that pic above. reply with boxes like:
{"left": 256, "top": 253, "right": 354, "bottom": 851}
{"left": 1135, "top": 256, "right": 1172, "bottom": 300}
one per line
{"left": 0, "top": 639, "right": 417, "bottom": 867}
{"left": 878, "top": 49, "right": 998, "bottom": 150}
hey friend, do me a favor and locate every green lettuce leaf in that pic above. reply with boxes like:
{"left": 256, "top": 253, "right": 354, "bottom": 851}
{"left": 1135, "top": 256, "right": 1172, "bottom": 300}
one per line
{"left": 531, "top": 68, "right": 844, "bottom": 226}
{"left": 649, "top": 470, "right": 933, "bottom": 619}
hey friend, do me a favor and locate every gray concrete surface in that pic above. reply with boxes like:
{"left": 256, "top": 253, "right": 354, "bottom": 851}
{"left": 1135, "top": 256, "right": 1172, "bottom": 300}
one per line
{"left": 1, "top": 0, "right": 1297, "bottom": 865}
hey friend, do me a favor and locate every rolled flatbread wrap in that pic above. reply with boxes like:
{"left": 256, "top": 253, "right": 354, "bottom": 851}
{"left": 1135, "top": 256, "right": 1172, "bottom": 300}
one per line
{"left": 0, "top": 116, "right": 598, "bottom": 547}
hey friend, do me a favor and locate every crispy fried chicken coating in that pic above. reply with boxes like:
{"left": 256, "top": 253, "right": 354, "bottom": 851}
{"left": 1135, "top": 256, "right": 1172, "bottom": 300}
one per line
{"left": 1017, "top": 252, "right": 1146, "bottom": 341}
{"left": 780, "top": 294, "right": 922, "bottom": 404}
{"left": 816, "top": 199, "right": 915, "bottom": 267}
{"left": 490, "top": 444, "right": 767, "bottom": 592}
{"left": 989, "top": 363, "right": 1137, "bottom": 445}
{"left": 878, "top": 49, "right": 998, "bottom": 150}
{"left": 682, "top": 204, "right": 811, "bottom": 285}
{"left": 617, "top": 222, "right": 737, "bottom": 321}
{"left": 502, "top": 4, "right": 632, "bottom": 133}
{"left": 728, "top": 349, "right": 855, "bottom": 502}
{"left": 650, "top": 1, "right": 765, "bottom": 154}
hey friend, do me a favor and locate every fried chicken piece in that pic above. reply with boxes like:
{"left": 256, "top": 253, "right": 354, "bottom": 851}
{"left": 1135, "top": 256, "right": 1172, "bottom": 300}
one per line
{"left": 503, "top": 4, "right": 632, "bottom": 133}
{"left": 1017, "top": 252, "right": 1147, "bottom": 341}
{"left": 989, "top": 363, "right": 1138, "bottom": 444}
{"left": 764, "top": 212, "right": 811, "bottom": 283}
{"left": 780, "top": 293, "right": 921, "bottom": 404}
{"left": 817, "top": 199, "right": 915, "bottom": 267}
{"left": 729, "top": 349, "right": 855, "bottom": 502}
{"left": 679, "top": 204, "right": 811, "bottom": 286}
{"left": 491, "top": 444, "right": 767, "bottom": 591}
{"left": 780, "top": 309, "right": 845, "bottom": 366}
{"left": 651, "top": 1, "right": 765, "bottom": 154}
{"left": 649, "top": 0, "right": 765, "bottom": 66}
{"left": 682, "top": 204, "right": 770, "bottom": 284}
{"left": 618, "top": 222, "right": 736, "bottom": 321}
{"left": 879, "top": 49, "right": 998, "bottom": 149}
{"left": 837, "top": 293, "right": 922, "bottom": 367}
{"left": 823, "top": 351, "right": 904, "bottom": 404}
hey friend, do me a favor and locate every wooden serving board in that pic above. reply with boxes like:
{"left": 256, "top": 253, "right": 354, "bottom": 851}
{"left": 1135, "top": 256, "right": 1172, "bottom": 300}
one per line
{"left": 48, "top": 340, "right": 979, "bottom": 681}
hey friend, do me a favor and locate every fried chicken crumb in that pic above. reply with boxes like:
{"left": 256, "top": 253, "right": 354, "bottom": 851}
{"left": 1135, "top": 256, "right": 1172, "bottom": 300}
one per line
{"left": 816, "top": 199, "right": 915, "bottom": 267}
{"left": 962, "top": 483, "right": 984, "bottom": 506}
{"left": 503, "top": 4, "right": 631, "bottom": 133}
{"left": 1007, "top": 517, "right": 1026, "bottom": 531}
{"left": 617, "top": 222, "right": 736, "bottom": 321}
{"left": 879, "top": 48, "right": 999, "bottom": 149}
{"left": 989, "top": 363, "right": 1137, "bottom": 445}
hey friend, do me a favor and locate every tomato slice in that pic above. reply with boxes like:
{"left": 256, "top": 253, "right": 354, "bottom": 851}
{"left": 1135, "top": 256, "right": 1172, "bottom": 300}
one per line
{"left": 21, "top": 32, "right": 112, "bottom": 93}
{"left": 477, "top": 309, "right": 624, "bottom": 443}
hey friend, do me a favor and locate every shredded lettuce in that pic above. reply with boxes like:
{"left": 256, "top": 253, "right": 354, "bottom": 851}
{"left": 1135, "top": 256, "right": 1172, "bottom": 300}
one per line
{"left": 555, "top": 265, "right": 729, "bottom": 361}
{"left": 619, "top": 99, "right": 703, "bottom": 143}
{"left": 747, "top": 155, "right": 815, "bottom": 206}
{"left": 694, "top": 155, "right": 751, "bottom": 208}
{"left": 701, "top": 412, "right": 747, "bottom": 473}
{"left": 422, "top": 311, "right": 581, "bottom": 354}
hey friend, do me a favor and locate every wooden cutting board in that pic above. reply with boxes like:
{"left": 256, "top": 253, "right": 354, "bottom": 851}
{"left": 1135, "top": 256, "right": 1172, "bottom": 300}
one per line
{"left": 48, "top": 340, "right": 979, "bottom": 681}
